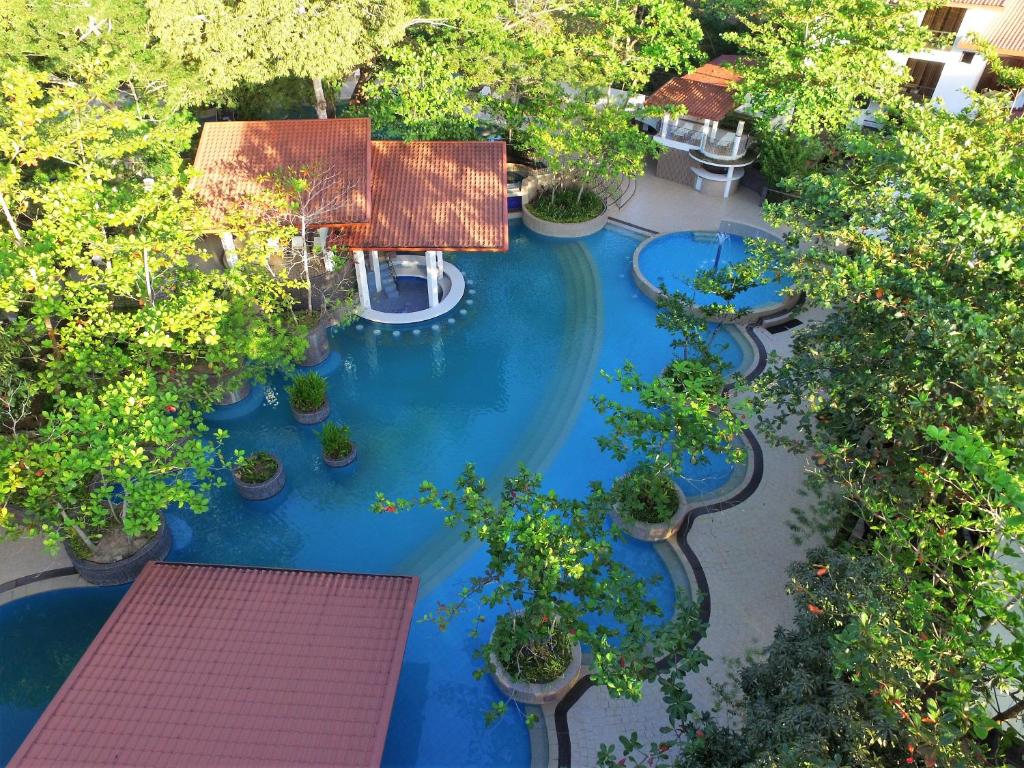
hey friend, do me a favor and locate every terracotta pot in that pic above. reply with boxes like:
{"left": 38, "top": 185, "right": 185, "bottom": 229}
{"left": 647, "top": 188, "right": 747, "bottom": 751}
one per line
{"left": 64, "top": 517, "right": 173, "bottom": 586}
{"left": 323, "top": 443, "right": 357, "bottom": 468}
{"left": 292, "top": 400, "right": 330, "bottom": 425}
{"left": 232, "top": 456, "right": 286, "bottom": 500}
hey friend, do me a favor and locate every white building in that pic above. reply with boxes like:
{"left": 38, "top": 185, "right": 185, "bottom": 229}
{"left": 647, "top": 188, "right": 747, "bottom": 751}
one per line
{"left": 891, "top": 0, "right": 1024, "bottom": 113}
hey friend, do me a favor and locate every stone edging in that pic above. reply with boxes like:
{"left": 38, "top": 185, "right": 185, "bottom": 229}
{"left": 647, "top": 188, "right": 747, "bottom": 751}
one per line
{"left": 552, "top": 321, "right": 769, "bottom": 767}
{"left": 630, "top": 222, "right": 799, "bottom": 324}
{"left": 522, "top": 204, "right": 609, "bottom": 239}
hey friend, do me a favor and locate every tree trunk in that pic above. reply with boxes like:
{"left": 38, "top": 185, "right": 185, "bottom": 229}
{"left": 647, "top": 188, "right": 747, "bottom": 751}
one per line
{"left": 312, "top": 78, "right": 328, "bottom": 119}
{"left": 301, "top": 217, "right": 313, "bottom": 314}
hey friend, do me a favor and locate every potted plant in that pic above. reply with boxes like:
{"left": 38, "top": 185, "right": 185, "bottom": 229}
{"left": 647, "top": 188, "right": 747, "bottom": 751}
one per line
{"left": 232, "top": 451, "right": 286, "bottom": 500}
{"left": 374, "top": 465, "right": 664, "bottom": 723}
{"left": 320, "top": 421, "right": 357, "bottom": 467}
{"left": 608, "top": 464, "right": 687, "bottom": 541}
{"left": 288, "top": 371, "right": 330, "bottom": 424}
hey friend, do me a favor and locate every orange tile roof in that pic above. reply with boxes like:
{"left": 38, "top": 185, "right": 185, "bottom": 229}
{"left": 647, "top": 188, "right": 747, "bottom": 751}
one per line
{"left": 193, "top": 118, "right": 372, "bottom": 225}
{"left": 9, "top": 562, "right": 418, "bottom": 768}
{"left": 192, "top": 118, "right": 509, "bottom": 251}
{"left": 985, "top": 0, "right": 1024, "bottom": 54}
{"left": 647, "top": 56, "right": 742, "bottom": 121}
{"left": 333, "top": 141, "right": 509, "bottom": 252}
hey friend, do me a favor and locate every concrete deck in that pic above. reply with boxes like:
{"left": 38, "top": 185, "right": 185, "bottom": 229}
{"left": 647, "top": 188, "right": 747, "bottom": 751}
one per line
{"left": 0, "top": 535, "right": 84, "bottom": 606}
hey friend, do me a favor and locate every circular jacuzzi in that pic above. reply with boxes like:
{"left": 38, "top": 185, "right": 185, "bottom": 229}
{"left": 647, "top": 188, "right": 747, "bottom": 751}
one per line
{"left": 632, "top": 226, "right": 795, "bottom": 320}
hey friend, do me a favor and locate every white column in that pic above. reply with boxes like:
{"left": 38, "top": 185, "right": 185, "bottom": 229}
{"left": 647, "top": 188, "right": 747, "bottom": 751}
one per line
{"left": 353, "top": 249, "right": 371, "bottom": 309}
{"left": 425, "top": 251, "right": 439, "bottom": 308}
{"left": 370, "top": 250, "right": 382, "bottom": 292}
{"left": 220, "top": 231, "right": 238, "bottom": 268}
{"left": 660, "top": 112, "right": 669, "bottom": 138}
{"left": 710, "top": 120, "right": 719, "bottom": 141}
{"left": 435, "top": 250, "right": 444, "bottom": 278}
{"left": 724, "top": 166, "right": 735, "bottom": 199}
{"left": 316, "top": 228, "right": 334, "bottom": 272}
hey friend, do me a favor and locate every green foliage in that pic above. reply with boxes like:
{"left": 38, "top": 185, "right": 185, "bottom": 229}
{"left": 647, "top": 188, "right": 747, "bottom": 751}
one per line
{"left": 749, "top": 94, "right": 1024, "bottom": 763}
{"left": 234, "top": 451, "right": 280, "bottom": 485}
{"left": 611, "top": 466, "right": 678, "bottom": 524}
{"left": 724, "top": 0, "right": 933, "bottom": 139}
{"left": 525, "top": 187, "right": 604, "bottom": 223}
{"left": 374, "top": 465, "right": 679, "bottom": 715}
{"left": 754, "top": 123, "right": 827, "bottom": 188}
{"left": 319, "top": 421, "right": 353, "bottom": 460}
{"left": 288, "top": 372, "right": 327, "bottom": 412}
{"left": 492, "top": 613, "right": 574, "bottom": 684}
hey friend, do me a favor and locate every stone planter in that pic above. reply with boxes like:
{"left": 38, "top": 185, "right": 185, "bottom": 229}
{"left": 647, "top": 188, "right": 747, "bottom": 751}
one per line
{"left": 300, "top": 323, "right": 330, "bottom": 367}
{"left": 489, "top": 642, "right": 584, "bottom": 706}
{"left": 216, "top": 378, "right": 252, "bottom": 406}
{"left": 522, "top": 199, "right": 608, "bottom": 239}
{"left": 323, "top": 443, "right": 357, "bottom": 468}
{"left": 64, "top": 517, "right": 173, "bottom": 586}
{"left": 233, "top": 456, "right": 286, "bottom": 500}
{"left": 609, "top": 480, "right": 687, "bottom": 542}
{"left": 292, "top": 400, "right": 330, "bottom": 425}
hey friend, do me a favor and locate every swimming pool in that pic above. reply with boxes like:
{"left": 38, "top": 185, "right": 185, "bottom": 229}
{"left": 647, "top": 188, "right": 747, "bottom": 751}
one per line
{"left": 635, "top": 230, "right": 793, "bottom": 314}
{"left": 0, "top": 221, "right": 752, "bottom": 767}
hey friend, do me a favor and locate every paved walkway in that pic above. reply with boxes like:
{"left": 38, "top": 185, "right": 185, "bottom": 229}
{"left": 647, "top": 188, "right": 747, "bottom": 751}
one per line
{"left": 0, "top": 535, "right": 84, "bottom": 606}
{"left": 562, "top": 172, "right": 823, "bottom": 765}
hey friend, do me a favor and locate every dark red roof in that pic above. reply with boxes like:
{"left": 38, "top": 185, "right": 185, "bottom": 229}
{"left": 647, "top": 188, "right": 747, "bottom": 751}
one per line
{"left": 193, "top": 118, "right": 373, "bottom": 225}
{"left": 334, "top": 140, "right": 509, "bottom": 252}
{"left": 648, "top": 56, "right": 743, "bottom": 121}
{"left": 192, "top": 118, "right": 509, "bottom": 251}
{"left": 10, "top": 562, "right": 419, "bottom": 768}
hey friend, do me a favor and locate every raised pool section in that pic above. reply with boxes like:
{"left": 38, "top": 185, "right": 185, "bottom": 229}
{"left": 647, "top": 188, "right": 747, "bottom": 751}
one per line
{"left": 0, "top": 221, "right": 757, "bottom": 768}
{"left": 633, "top": 223, "right": 795, "bottom": 319}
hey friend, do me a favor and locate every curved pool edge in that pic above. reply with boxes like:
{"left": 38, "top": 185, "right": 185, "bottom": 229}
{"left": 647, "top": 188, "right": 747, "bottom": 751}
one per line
{"left": 631, "top": 222, "right": 799, "bottom": 324}
{"left": 553, "top": 319, "right": 771, "bottom": 768}
{"left": 357, "top": 260, "right": 467, "bottom": 325}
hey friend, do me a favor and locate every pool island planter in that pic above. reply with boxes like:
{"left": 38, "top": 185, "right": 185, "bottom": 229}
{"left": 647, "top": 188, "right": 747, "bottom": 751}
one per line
{"left": 609, "top": 480, "right": 688, "bottom": 542}
{"left": 300, "top": 323, "right": 331, "bottom": 367}
{"left": 522, "top": 201, "right": 608, "bottom": 239}
{"left": 233, "top": 456, "right": 287, "bottom": 500}
{"left": 215, "top": 377, "right": 252, "bottom": 406}
{"left": 323, "top": 443, "right": 358, "bottom": 468}
{"left": 64, "top": 517, "right": 173, "bottom": 586}
{"left": 291, "top": 400, "right": 330, "bottom": 425}
{"left": 489, "top": 642, "right": 584, "bottom": 705}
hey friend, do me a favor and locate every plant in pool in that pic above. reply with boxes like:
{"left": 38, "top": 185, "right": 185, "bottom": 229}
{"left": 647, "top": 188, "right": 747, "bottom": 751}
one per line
{"left": 525, "top": 186, "right": 605, "bottom": 223}
{"left": 374, "top": 464, "right": 688, "bottom": 725}
{"left": 234, "top": 452, "right": 279, "bottom": 485}
{"left": 612, "top": 465, "right": 679, "bottom": 524}
{"left": 288, "top": 372, "right": 328, "bottom": 412}
{"left": 319, "top": 421, "right": 353, "bottom": 459}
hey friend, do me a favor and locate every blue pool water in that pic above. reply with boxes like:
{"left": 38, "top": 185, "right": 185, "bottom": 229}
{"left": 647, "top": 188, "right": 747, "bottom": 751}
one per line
{"left": 637, "top": 231, "right": 792, "bottom": 312}
{"left": 0, "top": 222, "right": 751, "bottom": 767}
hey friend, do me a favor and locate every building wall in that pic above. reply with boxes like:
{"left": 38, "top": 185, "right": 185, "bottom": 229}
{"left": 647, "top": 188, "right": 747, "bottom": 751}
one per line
{"left": 892, "top": 6, "right": 1005, "bottom": 113}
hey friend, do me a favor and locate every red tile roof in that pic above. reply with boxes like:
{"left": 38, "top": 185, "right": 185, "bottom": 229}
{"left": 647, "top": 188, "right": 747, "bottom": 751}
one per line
{"left": 334, "top": 141, "right": 509, "bottom": 252}
{"left": 192, "top": 118, "right": 509, "bottom": 252}
{"left": 647, "top": 56, "right": 743, "bottom": 121}
{"left": 193, "top": 118, "right": 373, "bottom": 225}
{"left": 10, "top": 563, "right": 419, "bottom": 768}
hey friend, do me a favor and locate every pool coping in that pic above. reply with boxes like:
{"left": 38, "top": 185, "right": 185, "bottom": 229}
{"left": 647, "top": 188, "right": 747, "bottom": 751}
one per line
{"left": 630, "top": 222, "right": 800, "bottom": 325}
{"left": 550, "top": 322, "right": 770, "bottom": 768}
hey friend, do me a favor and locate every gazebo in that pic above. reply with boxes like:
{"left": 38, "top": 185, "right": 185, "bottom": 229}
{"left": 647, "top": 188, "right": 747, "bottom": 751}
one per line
{"left": 192, "top": 118, "right": 509, "bottom": 322}
{"left": 9, "top": 562, "right": 419, "bottom": 767}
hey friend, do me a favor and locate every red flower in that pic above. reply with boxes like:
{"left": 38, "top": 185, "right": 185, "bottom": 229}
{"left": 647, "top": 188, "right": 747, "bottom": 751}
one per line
{"left": 695, "top": 729, "right": 704, "bottom": 738}
{"left": 384, "top": 504, "right": 396, "bottom": 513}
{"left": 815, "top": 566, "right": 828, "bottom": 577}
{"left": 541, "top": 615, "right": 549, "bottom": 623}
{"left": 807, "top": 604, "right": 823, "bottom": 616}
{"left": 165, "top": 405, "right": 177, "bottom": 414}
{"left": 34, "top": 469, "right": 44, "bottom": 477}
{"left": 905, "top": 759, "right": 914, "bottom": 764}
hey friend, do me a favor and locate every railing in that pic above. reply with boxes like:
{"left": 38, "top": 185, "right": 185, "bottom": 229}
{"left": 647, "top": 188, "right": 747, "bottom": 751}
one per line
{"left": 654, "top": 117, "right": 750, "bottom": 159}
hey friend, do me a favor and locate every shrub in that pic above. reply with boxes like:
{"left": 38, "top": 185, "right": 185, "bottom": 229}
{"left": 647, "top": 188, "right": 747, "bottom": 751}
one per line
{"left": 235, "top": 452, "right": 279, "bottom": 484}
{"left": 612, "top": 465, "right": 678, "bottom": 523}
{"left": 526, "top": 186, "right": 604, "bottom": 223}
{"left": 320, "top": 421, "right": 353, "bottom": 459}
{"left": 493, "top": 613, "right": 574, "bottom": 684}
{"left": 288, "top": 372, "right": 327, "bottom": 412}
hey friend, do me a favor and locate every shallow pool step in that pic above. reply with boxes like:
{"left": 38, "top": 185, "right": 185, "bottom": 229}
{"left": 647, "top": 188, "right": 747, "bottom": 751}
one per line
{"left": 691, "top": 231, "right": 721, "bottom": 243}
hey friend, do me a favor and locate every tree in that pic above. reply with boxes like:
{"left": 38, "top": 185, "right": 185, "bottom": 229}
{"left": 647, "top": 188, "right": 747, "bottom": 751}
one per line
{"left": 148, "top": 0, "right": 412, "bottom": 118}
{"left": 0, "top": 45, "right": 304, "bottom": 552}
{"left": 719, "top": 0, "right": 933, "bottom": 184}
{"left": 747, "top": 93, "right": 1024, "bottom": 761}
{"left": 374, "top": 465, "right": 694, "bottom": 725}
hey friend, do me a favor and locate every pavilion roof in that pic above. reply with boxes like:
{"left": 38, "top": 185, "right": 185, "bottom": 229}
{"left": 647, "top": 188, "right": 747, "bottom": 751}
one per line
{"left": 647, "top": 55, "right": 743, "bottom": 122}
{"left": 9, "top": 562, "right": 419, "bottom": 768}
{"left": 191, "top": 118, "right": 509, "bottom": 252}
